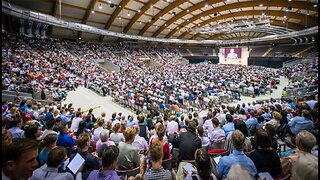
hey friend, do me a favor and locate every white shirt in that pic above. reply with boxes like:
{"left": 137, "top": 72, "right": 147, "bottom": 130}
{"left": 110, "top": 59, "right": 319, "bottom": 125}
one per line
{"left": 93, "top": 127, "right": 104, "bottom": 142}
{"left": 200, "top": 136, "right": 210, "bottom": 148}
{"left": 209, "top": 127, "right": 225, "bottom": 143}
{"left": 70, "top": 117, "right": 82, "bottom": 133}
{"left": 203, "top": 119, "right": 214, "bottom": 133}
{"left": 111, "top": 119, "right": 121, "bottom": 128}
{"left": 110, "top": 132, "right": 125, "bottom": 145}
{"left": 166, "top": 120, "right": 179, "bottom": 135}
{"left": 133, "top": 135, "right": 148, "bottom": 152}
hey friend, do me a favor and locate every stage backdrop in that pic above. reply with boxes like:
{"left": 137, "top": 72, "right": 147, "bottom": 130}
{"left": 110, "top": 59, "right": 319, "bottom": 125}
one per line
{"left": 218, "top": 47, "right": 249, "bottom": 65}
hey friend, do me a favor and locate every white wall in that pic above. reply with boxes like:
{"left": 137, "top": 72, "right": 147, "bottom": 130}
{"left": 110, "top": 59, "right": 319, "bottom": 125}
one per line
{"left": 218, "top": 47, "right": 249, "bottom": 66}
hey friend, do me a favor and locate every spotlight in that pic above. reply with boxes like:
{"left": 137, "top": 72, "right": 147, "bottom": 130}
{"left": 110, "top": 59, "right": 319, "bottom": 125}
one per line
{"left": 205, "top": 4, "right": 208, "bottom": 7}
{"left": 127, "top": 13, "right": 131, "bottom": 16}
{"left": 119, "top": 17, "right": 122, "bottom": 20}
{"left": 99, "top": 3, "right": 102, "bottom": 9}
{"left": 148, "top": 19, "right": 151, "bottom": 22}
{"left": 91, "top": 10, "right": 95, "bottom": 13}
{"left": 259, "top": 4, "right": 263, "bottom": 7}
{"left": 187, "top": 9, "right": 189, "bottom": 12}
{"left": 138, "top": 9, "right": 141, "bottom": 13}
{"left": 139, "top": 21, "right": 142, "bottom": 24}
{"left": 314, "top": 4, "right": 317, "bottom": 7}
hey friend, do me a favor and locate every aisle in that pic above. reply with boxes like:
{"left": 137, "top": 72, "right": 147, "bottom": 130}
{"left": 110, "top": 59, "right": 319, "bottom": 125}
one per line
{"left": 62, "top": 87, "right": 136, "bottom": 118}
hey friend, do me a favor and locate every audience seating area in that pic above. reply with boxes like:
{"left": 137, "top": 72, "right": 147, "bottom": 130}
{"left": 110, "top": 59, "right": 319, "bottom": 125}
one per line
{"left": 2, "top": 32, "right": 318, "bottom": 180}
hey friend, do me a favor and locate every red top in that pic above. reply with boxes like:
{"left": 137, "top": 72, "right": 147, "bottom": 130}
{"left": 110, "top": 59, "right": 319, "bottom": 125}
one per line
{"left": 151, "top": 138, "right": 170, "bottom": 160}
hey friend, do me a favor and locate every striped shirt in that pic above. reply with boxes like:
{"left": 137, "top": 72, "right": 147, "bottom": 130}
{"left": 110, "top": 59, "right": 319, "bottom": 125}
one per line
{"left": 144, "top": 166, "right": 173, "bottom": 180}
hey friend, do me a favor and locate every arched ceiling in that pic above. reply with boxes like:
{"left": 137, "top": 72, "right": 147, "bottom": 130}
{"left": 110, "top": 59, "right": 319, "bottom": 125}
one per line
{"left": 10, "top": 0, "right": 318, "bottom": 42}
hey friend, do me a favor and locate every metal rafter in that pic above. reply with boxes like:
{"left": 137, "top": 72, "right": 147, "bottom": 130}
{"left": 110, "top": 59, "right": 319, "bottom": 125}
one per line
{"left": 99, "top": 0, "right": 130, "bottom": 41}
{"left": 138, "top": 0, "right": 188, "bottom": 35}
{"left": 164, "top": 1, "right": 317, "bottom": 39}
{"left": 123, "top": 0, "right": 159, "bottom": 33}
{"left": 174, "top": 10, "right": 317, "bottom": 40}
{"left": 78, "top": 0, "right": 98, "bottom": 39}
{"left": 192, "top": 19, "right": 304, "bottom": 40}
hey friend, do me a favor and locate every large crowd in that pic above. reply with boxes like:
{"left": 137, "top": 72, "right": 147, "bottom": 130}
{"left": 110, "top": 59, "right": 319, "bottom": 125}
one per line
{"left": 2, "top": 32, "right": 318, "bottom": 180}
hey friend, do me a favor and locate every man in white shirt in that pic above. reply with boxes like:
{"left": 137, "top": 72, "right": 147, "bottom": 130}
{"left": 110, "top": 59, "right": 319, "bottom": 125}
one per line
{"left": 70, "top": 112, "right": 82, "bottom": 134}
{"left": 166, "top": 116, "right": 179, "bottom": 136}
{"left": 132, "top": 125, "right": 148, "bottom": 153}
{"left": 209, "top": 118, "right": 226, "bottom": 144}
{"left": 226, "top": 48, "right": 238, "bottom": 59}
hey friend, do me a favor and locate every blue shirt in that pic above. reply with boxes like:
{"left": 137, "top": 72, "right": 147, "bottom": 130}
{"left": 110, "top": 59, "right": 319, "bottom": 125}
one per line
{"left": 59, "top": 115, "right": 68, "bottom": 123}
{"left": 217, "top": 150, "right": 257, "bottom": 179}
{"left": 57, "top": 133, "right": 76, "bottom": 148}
{"left": 221, "top": 122, "right": 235, "bottom": 137}
{"left": 45, "top": 112, "right": 54, "bottom": 121}
{"left": 245, "top": 117, "right": 258, "bottom": 129}
{"left": 39, "top": 150, "right": 50, "bottom": 166}
{"left": 288, "top": 116, "right": 314, "bottom": 135}
{"left": 87, "top": 170, "right": 121, "bottom": 180}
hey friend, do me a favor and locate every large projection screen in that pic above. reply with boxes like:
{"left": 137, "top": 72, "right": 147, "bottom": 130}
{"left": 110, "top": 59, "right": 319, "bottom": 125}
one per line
{"left": 219, "top": 47, "right": 249, "bottom": 65}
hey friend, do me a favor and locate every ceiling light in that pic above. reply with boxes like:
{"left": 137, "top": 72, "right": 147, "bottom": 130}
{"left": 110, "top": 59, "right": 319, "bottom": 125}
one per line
{"left": 187, "top": 9, "right": 189, "bottom": 12}
{"left": 156, "top": 25, "right": 158, "bottom": 28}
{"left": 138, "top": 9, "right": 141, "bottom": 13}
{"left": 139, "top": 21, "right": 142, "bottom": 24}
{"left": 177, "top": 27, "right": 179, "bottom": 30}
{"left": 314, "top": 4, "right": 317, "bottom": 7}
{"left": 288, "top": 0, "right": 292, "bottom": 1}
{"left": 282, "top": 21, "right": 285, "bottom": 24}
{"left": 286, "top": 9, "right": 289, "bottom": 12}
{"left": 187, "top": 19, "right": 189, "bottom": 22}
{"left": 127, "top": 13, "right": 131, "bottom": 16}
{"left": 198, "top": 24, "right": 200, "bottom": 26}
{"left": 99, "top": 3, "right": 102, "bottom": 9}
{"left": 148, "top": 19, "right": 151, "bottom": 22}
{"left": 307, "top": 11, "right": 310, "bottom": 15}
{"left": 164, "top": 24, "right": 167, "bottom": 26}
{"left": 119, "top": 17, "right": 122, "bottom": 20}
{"left": 262, "top": 13, "right": 265, "bottom": 16}
{"left": 91, "top": 10, "right": 95, "bottom": 13}
{"left": 151, "top": 5, "right": 153, "bottom": 8}
{"left": 79, "top": 37, "right": 81, "bottom": 40}
{"left": 259, "top": 4, "right": 263, "bottom": 7}
{"left": 205, "top": 4, "right": 208, "bottom": 7}
{"left": 284, "top": 15, "right": 287, "bottom": 18}
{"left": 166, "top": 0, "right": 170, "bottom": 2}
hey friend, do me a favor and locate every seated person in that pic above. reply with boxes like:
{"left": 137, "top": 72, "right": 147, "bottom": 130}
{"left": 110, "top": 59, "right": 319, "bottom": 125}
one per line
{"left": 173, "top": 121, "right": 201, "bottom": 164}
{"left": 144, "top": 140, "right": 174, "bottom": 180}
{"left": 150, "top": 124, "right": 170, "bottom": 160}
{"left": 132, "top": 125, "right": 148, "bottom": 154}
{"left": 225, "top": 164, "right": 252, "bottom": 180}
{"left": 117, "top": 127, "right": 142, "bottom": 170}
{"left": 291, "top": 153, "right": 318, "bottom": 180}
{"left": 2, "top": 138, "right": 39, "bottom": 180}
{"left": 30, "top": 147, "right": 81, "bottom": 180}
{"left": 248, "top": 129, "right": 282, "bottom": 178}
{"left": 70, "top": 133, "right": 100, "bottom": 179}
{"left": 217, "top": 130, "right": 257, "bottom": 179}
{"left": 185, "top": 148, "right": 217, "bottom": 180}
{"left": 38, "top": 134, "right": 58, "bottom": 167}
{"left": 288, "top": 110, "right": 314, "bottom": 136}
{"left": 88, "top": 146, "right": 122, "bottom": 180}
{"left": 96, "top": 129, "right": 116, "bottom": 157}
{"left": 56, "top": 125, "right": 76, "bottom": 150}
{"left": 281, "top": 130, "right": 317, "bottom": 176}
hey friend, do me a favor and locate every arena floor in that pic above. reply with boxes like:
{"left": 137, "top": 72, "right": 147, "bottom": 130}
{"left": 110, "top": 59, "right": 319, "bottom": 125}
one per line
{"left": 62, "top": 75, "right": 289, "bottom": 119}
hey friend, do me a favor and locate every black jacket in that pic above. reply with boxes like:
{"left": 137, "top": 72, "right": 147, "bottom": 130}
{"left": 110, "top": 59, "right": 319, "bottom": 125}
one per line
{"left": 173, "top": 130, "right": 201, "bottom": 164}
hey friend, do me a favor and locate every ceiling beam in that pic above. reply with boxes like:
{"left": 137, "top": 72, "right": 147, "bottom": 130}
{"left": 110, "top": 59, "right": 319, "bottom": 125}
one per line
{"left": 123, "top": 0, "right": 159, "bottom": 33}
{"left": 138, "top": 0, "right": 188, "bottom": 35}
{"left": 191, "top": 19, "right": 304, "bottom": 40}
{"left": 99, "top": 0, "right": 130, "bottom": 42}
{"left": 78, "top": 0, "right": 98, "bottom": 39}
{"left": 159, "top": 0, "right": 317, "bottom": 39}
{"left": 173, "top": 10, "right": 317, "bottom": 40}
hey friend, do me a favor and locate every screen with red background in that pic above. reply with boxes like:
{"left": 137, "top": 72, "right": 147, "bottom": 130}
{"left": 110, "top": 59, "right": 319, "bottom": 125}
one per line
{"left": 225, "top": 48, "right": 241, "bottom": 59}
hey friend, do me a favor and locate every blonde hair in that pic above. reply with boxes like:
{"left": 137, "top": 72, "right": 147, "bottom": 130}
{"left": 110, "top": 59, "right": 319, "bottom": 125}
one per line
{"left": 272, "top": 111, "right": 282, "bottom": 121}
{"left": 123, "top": 127, "right": 136, "bottom": 142}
